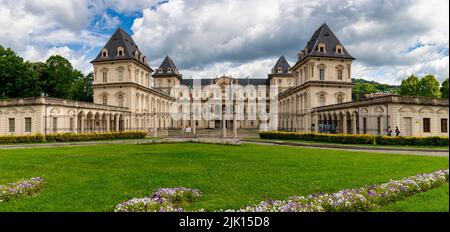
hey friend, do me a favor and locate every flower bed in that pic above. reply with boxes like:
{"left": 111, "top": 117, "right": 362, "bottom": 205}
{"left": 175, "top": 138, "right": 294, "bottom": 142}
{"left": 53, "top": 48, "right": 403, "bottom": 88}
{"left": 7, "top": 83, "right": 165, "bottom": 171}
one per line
{"left": 259, "top": 131, "right": 449, "bottom": 147}
{"left": 225, "top": 169, "right": 449, "bottom": 212}
{"left": 115, "top": 187, "right": 201, "bottom": 212}
{"left": 0, "top": 177, "right": 46, "bottom": 202}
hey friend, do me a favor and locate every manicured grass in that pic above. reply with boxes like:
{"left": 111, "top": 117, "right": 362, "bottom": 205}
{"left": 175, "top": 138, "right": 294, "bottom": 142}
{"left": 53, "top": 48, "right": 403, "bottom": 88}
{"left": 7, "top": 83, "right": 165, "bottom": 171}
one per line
{"left": 374, "top": 183, "right": 449, "bottom": 212}
{"left": 0, "top": 143, "right": 448, "bottom": 212}
{"left": 248, "top": 137, "right": 449, "bottom": 150}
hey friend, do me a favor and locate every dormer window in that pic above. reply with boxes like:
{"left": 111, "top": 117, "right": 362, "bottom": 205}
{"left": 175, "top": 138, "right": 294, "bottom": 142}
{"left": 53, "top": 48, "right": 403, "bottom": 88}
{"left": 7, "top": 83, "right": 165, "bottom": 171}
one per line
{"left": 167, "top": 68, "right": 172, "bottom": 73}
{"left": 277, "top": 68, "right": 282, "bottom": 73}
{"left": 158, "top": 68, "right": 162, "bottom": 73}
{"left": 318, "top": 43, "right": 326, "bottom": 53}
{"left": 117, "top": 46, "right": 124, "bottom": 56}
{"left": 134, "top": 51, "right": 139, "bottom": 59}
{"left": 336, "top": 45, "right": 343, "bottom": 54}
{"left": 101, "top": 48, "right": 108, "bottom": 58}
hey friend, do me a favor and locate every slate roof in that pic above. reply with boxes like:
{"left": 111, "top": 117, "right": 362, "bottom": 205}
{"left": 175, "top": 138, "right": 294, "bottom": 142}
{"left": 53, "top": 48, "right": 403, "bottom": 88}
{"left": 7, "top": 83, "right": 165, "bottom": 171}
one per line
{"left": 298, "top": 23, "right": 354, "bottom": 63}
{"left": 91, "top": 28, "right": 151, "bottom": 70}
{"left": 180, "top": 78, "right": 268, "bottom": 86}
{"left": 153, "top": 56, "right": 182, "bottom": 78}
{"left": 271, "top": 56, "right": 291, "bottom": 74}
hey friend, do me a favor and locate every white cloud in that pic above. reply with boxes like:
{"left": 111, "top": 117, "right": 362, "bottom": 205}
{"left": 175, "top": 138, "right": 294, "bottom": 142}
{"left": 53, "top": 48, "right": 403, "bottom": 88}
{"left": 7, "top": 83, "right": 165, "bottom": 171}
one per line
{"left": 131, "top": 0, "right": 448, "bottom": 84}
{"left": 0, "top": 0, "right": 448, "bottom": 84}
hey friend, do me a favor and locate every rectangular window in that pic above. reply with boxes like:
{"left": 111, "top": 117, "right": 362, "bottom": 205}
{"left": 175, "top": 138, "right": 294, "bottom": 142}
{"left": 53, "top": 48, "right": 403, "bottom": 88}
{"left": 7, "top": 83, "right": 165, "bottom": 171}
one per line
{"left": 337, "top": 70, "right": 343, "bottom": 80}
{"left": 102, "top": 72, "right": 107, "bottom": 82}
{"left": 423, "top": 118, "right": 431, "bottom": 133}
{"left": 440, "top": 118, "right": 447, "bottom": 133}
{"left": 53, "top": 117, "right": 58, "bottom": 133}
{"left": 8, "top": 118, "right": 15, "bottom": 132}
{"left": 117, "top": 70, "right": 123, "bottom": 81}
{"left": 25, "top": 117, "right": 32, "bottom": 132}
{"left": 319, "top": 69, "right": 325, "bottom": 80}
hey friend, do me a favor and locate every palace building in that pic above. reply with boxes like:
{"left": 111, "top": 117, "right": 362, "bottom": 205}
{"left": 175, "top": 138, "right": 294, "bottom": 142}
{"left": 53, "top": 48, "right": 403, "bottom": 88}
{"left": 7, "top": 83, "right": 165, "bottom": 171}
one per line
{"left": 0, "top": 24, "right": 448, "bottom": 137}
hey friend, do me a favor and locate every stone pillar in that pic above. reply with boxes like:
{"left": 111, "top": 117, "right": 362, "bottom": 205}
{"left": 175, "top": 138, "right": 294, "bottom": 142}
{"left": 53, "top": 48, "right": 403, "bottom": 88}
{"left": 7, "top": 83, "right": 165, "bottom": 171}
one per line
{"left": 343, "top": 114, "right": 348, "bottom": 134}
{"left": 352, "top": 114, "right": 357, "bottom": 134}
{"left": 80, "top": 115, "right": 85, "bottom": 134}
{"left": 314, "top": 114, "right": 319, "bottom": 133}
{"left": 106, "top": 115, "right": 110, "bottom": 132}
{"left": 222, "top": 111, "right": 227, "bottom": 138}
{"left": 115, "top": 115, "right": 120, "bottom": 132}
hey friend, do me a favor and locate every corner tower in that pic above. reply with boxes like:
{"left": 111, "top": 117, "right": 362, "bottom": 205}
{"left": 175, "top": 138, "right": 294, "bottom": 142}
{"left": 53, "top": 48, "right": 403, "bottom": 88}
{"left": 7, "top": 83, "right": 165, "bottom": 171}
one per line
{"left": 291, "top": 23, "right": 355, "bottom": 108}
{"left": 153, "top": 56, "right": 182, "bottom": 94}
{"left": 90, "top": 28, "right": 154, "bottom": 107}
{"left": 268, "top": 56, "right": 294, "bottom": 92}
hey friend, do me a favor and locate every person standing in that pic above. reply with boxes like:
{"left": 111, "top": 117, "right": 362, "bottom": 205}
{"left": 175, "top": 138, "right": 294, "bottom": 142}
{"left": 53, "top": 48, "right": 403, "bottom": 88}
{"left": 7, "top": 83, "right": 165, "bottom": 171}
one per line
{"left": 387, "top": 126, "right": 393, "bottom": 136}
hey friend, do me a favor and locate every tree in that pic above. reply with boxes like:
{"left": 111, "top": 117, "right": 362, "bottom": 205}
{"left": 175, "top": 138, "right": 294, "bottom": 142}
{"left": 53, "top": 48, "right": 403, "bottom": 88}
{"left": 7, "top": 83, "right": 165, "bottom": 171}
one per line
{"left": 69, "top": 71, "right": 93, "bottom": 102}
{"left": 0, "top": 45, "right": 41, "bottom": 99}
{"left": 42, "top": 55, "right": 78, "bottom": 99}
{"left": 418, "top": 74, "right": 440, "bottom": 98}
{"left": 399, "top": 75, "right": 420, "bottom": 96}
{"left": 440, "top": 78, "right": 449, "bottom": 99}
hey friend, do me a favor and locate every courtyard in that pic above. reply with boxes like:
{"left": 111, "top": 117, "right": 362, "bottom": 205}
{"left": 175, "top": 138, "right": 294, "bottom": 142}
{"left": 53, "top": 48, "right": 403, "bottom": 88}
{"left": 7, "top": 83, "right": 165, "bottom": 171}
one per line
{"left": 0, "top": 142, "right": 448, "bottom": 212}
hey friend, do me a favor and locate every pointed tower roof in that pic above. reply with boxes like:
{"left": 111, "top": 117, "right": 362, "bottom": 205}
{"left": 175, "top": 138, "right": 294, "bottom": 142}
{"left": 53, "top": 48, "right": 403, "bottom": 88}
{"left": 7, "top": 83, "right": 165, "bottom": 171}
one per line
{"left": 272, "top": 56, "right": 291, "bottom": 74}
{"left": 300, "top": 23, "right": 354, "bottom": 62}
{"left": 268, "top": 56, "right": 294, "bottom": 80}
{"left": 91, "top": 28, "right": 151, "bottom": 70}
{"left": 153, "top": 55, "right": 182, "bottom": 80}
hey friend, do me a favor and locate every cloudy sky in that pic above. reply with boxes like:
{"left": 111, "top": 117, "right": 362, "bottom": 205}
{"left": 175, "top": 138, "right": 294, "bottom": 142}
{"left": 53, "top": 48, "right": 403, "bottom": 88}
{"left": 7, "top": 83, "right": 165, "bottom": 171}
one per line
{"left": 0, "top": 0, "right": 448, "bottom": 85}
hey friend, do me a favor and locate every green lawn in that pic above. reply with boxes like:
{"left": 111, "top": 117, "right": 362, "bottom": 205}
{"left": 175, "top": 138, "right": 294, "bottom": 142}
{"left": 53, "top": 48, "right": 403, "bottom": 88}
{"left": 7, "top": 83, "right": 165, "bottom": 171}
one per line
{"left": 375, "top": 183, "right": 449, "bottom": 212}
{"left": 248, "top": 137, "right": 449, "bottom": 150}
{"left": 0, "top": 143, "right": 448, "bottom": 212}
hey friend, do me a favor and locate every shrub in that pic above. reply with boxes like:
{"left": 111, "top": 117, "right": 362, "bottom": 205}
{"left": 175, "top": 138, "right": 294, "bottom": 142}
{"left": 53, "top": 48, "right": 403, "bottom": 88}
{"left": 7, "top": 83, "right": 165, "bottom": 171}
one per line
{"left": 259, "top": 131, "right": 375, "bottom": 145}
{"left": 375, "top": 136, "right": 449, "bottom": 147}
{"left": 0, "top": 131, "right": 146, "bottom": 144}
{"left": 259, "top": 131, "right": 448, "bottom": 147}
{"left": 44, "top": 131, "right": 147, "bottom": 142}
{"left": 0, "top": 134, "right": 45, "bottom": 144}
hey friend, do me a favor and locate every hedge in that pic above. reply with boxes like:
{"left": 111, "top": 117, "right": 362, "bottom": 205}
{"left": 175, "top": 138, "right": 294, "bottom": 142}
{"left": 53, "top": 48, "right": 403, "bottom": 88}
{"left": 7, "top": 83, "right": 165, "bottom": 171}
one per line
{"left": 259, "top": 131, "right": 449, "bottom": 147}
{"left": 375, "top": 136, "right": 449, "bottom": 147}
{"left": 45, "top": 131, "right": 147, "bottom": 142}
{"left": 0, "top": 134, "right": 45, "bottom": 144}
{"left": 0, "top": 131, "right": 147, "bottom": 144}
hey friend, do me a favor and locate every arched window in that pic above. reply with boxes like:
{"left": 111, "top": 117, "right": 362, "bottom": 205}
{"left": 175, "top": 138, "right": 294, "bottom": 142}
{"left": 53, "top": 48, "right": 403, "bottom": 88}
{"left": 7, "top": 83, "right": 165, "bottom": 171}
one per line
{"left": 117, "top": 46, "right": 124, "bottom": 56}
{"left": 102, "top": 95, "right": 108, "bottom": 105}
{"left": 336, "top": 45, "right": 343, "bottom": 54}
{"left": 337, "top": 69, "right": 343, "bottom": 80}
{"left": 318, "top": 43, "right": 326, "bottom": 53}
{"left": 319, "top": 94, "right": 326, "bottom": 106}
{"left": 337, "top": 95, "right": 344, "bottom": 103}
{"left": 319, "top": 68, "right": 325, "bottom": 80}
{"left": 118, "top": 95, "right": 124, "bottom": 107}
{"left": 101, "top": 48, "right": 108, "bottom": 58}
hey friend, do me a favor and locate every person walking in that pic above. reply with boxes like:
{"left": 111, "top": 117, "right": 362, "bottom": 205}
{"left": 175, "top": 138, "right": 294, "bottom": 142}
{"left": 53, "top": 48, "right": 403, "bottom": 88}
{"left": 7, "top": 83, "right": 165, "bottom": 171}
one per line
{"left": 395, "top": 126, "right": 400, "bottom": 137}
